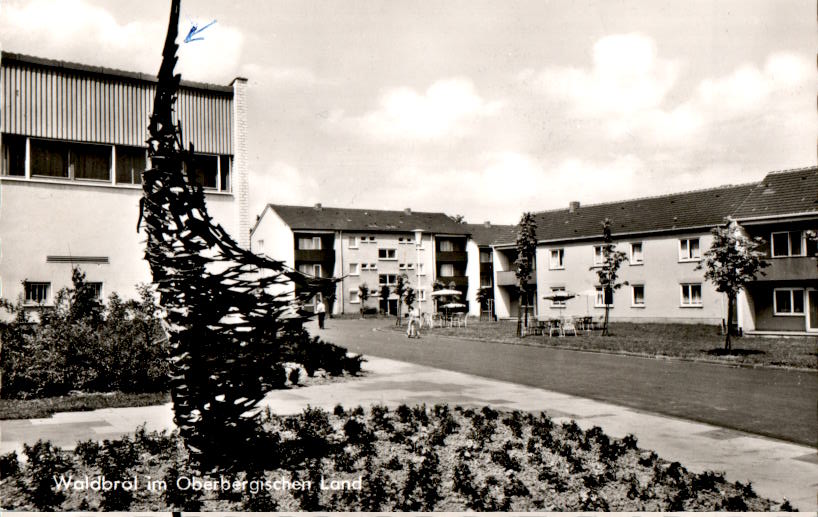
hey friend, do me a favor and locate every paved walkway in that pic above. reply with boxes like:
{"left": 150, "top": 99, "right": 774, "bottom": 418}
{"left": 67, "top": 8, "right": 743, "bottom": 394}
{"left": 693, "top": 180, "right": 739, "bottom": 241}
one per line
{"left": 1, "top": 356, "right": 815, "bottom": 510}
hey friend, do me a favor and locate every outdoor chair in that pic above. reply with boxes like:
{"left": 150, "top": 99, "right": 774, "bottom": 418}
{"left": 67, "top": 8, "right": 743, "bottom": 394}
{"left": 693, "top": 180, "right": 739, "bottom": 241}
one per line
{"left": 562, "top": 320, "right": 578, "bottom": 336}
{"left": 548, "top": 320, "right": 562, "bottom": 337}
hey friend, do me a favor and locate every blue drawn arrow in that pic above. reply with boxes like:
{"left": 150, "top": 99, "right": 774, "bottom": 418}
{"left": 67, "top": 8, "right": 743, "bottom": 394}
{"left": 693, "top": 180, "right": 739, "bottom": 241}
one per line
{"left": 184, "top": 19, "right": 217, "bottom": 43}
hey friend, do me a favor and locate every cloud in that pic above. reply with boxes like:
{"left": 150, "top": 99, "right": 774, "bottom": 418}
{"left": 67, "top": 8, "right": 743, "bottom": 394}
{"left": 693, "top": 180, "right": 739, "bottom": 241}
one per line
{"left": 335, "top": 78, "right": 504, "bottom": 141}
{"left": 241, "top": 63, "right": 324, "bottom": 89}
{"left": 1, "top": 0, "right": 243, "bottom": 84}
{"left": 249, "top": 162, "right": 320, "bottom": 219}
{"left": 528, "top": 34, "right": 679, "bottom": 116}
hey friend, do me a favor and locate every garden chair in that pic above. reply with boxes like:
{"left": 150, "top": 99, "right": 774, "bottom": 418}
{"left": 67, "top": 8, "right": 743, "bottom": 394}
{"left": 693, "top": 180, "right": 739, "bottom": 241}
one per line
{"left": 548, "top": 319, "right": 562, "bottom": 337}
{"left": 562, "top": 319, "right": 578, "bottom": 336}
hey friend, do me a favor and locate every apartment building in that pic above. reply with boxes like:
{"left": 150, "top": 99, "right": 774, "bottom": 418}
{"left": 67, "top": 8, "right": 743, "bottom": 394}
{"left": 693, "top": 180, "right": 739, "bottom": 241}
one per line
{"left": 465, "top": 222, "right": 517, "bottom": 319}
{"left": 0, "top": 52, "right": 248, "bottom": 309}
{"left": 250, "top": 204, "right": 470, "bottom": 315}
{"left": 496, "top": 184, "right": 756, "bottom": 324}
{"left": 733, "top": 167, "right": 818, "bottom": 335}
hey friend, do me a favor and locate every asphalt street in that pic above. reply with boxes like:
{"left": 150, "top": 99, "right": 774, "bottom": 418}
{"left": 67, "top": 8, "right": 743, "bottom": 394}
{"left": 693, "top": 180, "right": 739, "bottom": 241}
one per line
{"left": 315, "top": 318, "right": 818, "bottom": 446}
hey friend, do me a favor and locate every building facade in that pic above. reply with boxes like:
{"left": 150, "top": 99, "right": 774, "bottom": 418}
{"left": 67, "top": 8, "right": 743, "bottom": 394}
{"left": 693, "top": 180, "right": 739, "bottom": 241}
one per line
{"left": 465, "top": 222, "right": 516, "bottom": 319}
{"left": 250, "top": 204, "right": 471, "bottom": 315}
{"left": 0, "top": 52, "right": 248, "bottom": 309}
{"left": 734, "top": 167, "right": 818, "bottom": 335}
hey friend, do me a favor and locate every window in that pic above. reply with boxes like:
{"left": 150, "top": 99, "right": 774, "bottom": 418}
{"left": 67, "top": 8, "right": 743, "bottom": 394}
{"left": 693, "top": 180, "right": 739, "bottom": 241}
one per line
{"left": 188, "top": 153, "right": 218, "bottom": 189}
{"left": 480, "top": 274, "right": 492, "bottom": 288}
{"left": 774, "top": 288, "right": 805, "bottom": 315}
{"left": 367, "top": 236, "right": 377, "bottom": 242}
{"left": 593, "top": 246, "right": 604, "bottom": 266}
{"left": 631, "top": 285, "right": 645, "bottom": 307}
{"left": 349, "top": 236, "right": 359, "bottom": 249}
{"left": 115, "top": 146, "right": 146, "bottom": 184}
{"left": 595, "top": 286, "right": 613, "bottom": 307}
{"left": 480, "top": 250, "right": 492, "bottom": 263}
{"left": 298, "top": 237, "right": 322, "bottom": 250}
{"left": 419, "top": 288, "right": 427, "bottom": 301}
{"left": 298, "top": 264, "right": 322, "bottom": 277}
{"left": 549, "top": 249, "right": 564, "bottom": 269}
{"left": 30, "top": 139, "right": 111, "bottom": 181}
{"left": 399, "top": 263, "right": 414, "bottom": 270}
{"left": 771, "top": 231, "right": 804, "bottom": 257}
{"left": 378, "top": 248, "right": 396, "bottom": 260}
{"left": 680, "top": 283, "right": 702, "bottom": 306}
{"left": 418, "top": 263, "right": 425, "bottom": 275}
{"left": 679, "top": 238, "right": 701, "bottom": 261}
{"left": 630, "top": 242, "right": 644, "bottom": 264}
{"left": 24, "top": 282, "right": 50, "bottom": 304}
{"left": 440, "top": 263, "right": 455, "bottom": 277}
{"left": 398, "top": 236, "right": 414, "bottom": 244}
{"left": 256, "top": 239, "right": 264, "bottom": 250}
{"left": 379, "top": 274, "right": 397, "bottom": 285}
{"left": 349, "top": 289, "right": 360, "bottom": 304}
{"left": 219, "top": 155, "right": 231, "bottom": 191}
{"left": 349, "top": 263, "right": 360, "bottom": 276}
{"left": 440, "top": 240, "right": 454, "bottom": 252}
{"left": 87, "top": 282, "right": 103, "bottom": 301}
{"left": 2, "top": 134, "right": 26, "bottom": 176}
{"left": 550, "top": 287, "right": 567, "bottom": 307}
{"left": 361, "top": 263, "right": 377, "bottom": 271}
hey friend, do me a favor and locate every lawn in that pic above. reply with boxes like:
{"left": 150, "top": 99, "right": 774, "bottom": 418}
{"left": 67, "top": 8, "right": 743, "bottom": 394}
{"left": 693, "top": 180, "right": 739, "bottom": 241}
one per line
{"left": 415, "top": 320, "right": 817, "bottom": 370}
{"left": 0, "top": 392, "right": 171, "bottom": 420}
{"left": 0, "top": 404, "right": 790, "bottom": 511}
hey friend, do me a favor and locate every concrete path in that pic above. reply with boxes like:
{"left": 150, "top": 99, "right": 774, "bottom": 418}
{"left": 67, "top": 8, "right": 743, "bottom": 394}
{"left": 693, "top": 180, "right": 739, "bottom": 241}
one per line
{"left": 1, "top": 356, "right": 815, "bottom": 510}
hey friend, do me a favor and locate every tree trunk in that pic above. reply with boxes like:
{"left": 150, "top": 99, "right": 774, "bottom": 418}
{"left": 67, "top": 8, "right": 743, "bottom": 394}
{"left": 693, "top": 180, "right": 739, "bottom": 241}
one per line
{"left": 602, "top": 304, "right": 610, "bottom": 337}
{"left": 725, "top": 294, "right": 734, "bottom": 351}
{"left": 516, "top": 286, "right": 524, "bottom": 337}
{"left": 397, "top": 299, "right": 402, "bottom": 326}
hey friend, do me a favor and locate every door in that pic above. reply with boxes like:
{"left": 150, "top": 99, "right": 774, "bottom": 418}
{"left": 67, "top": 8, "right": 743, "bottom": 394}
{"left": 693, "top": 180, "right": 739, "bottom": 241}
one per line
{"left": 808, "top": 289, "right": 818, "bottom": 332}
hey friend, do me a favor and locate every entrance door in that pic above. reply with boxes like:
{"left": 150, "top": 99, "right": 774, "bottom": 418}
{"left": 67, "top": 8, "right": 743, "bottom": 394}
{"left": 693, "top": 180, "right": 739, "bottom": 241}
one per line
{"left": 808, "top": 290, "right": 818, "bottom": 332}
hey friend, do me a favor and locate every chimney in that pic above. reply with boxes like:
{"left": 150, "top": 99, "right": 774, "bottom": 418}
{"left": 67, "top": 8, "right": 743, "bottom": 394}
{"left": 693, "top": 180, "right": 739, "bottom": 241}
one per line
{"left": 404, "top": 208, "right": 412, "bottom": 215}
{"left": 483, "top": 221, "right": 491, "bottom": 228}
{"left": 313, "top": 203, "right": 322, "bottom": 211}
{"left": 568, "top": 201, "right": 580, "bottom": 213}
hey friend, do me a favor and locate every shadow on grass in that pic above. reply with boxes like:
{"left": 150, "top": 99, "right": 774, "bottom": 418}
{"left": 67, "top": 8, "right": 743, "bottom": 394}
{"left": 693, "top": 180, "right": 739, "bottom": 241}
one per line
{"left": 704, "top": 348, "right": 766, "bottom": 357}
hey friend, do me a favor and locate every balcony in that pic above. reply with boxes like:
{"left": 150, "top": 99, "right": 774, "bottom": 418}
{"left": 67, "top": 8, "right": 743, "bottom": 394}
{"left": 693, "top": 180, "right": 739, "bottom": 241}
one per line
{"left": 295, "top": 249, "right": 334, "bottom": 263}
{"left": 496, "top": 270, "right": 535, "bottom": 287}
{"left": 758, "top": 256, "right": 817, "bottom": 281}
{"left": 437, "top": 275, "right": 468, "bottom": 288}
{"left": 436, "top": 251, "right": 468, "bottom": 263}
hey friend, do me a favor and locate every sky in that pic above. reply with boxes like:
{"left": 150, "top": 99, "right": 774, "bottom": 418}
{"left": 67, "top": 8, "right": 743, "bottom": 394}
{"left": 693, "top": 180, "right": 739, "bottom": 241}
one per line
{"left": 2, "top": 0, "right": 815, "bottom": 224}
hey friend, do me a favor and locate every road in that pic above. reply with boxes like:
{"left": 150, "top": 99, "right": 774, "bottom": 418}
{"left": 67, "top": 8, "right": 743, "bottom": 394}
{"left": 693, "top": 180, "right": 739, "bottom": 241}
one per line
{"left": 314, "top": 319, "right": 818, "bottom": 446}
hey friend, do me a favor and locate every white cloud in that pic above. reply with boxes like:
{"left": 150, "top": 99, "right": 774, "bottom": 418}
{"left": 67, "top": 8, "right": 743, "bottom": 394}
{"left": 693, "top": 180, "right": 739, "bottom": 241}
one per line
{"left": 249, "top": 162, "right": 320, "bottom": 219}
{"left": 241, "top": 63, "right": 324, "bottom": 88}
{"left": 530, "top": 34, "right": 679, "bottom": 116}
{"left": 1, "top": 0, "right": 243, "bottom": 84}
{"left": 337, "top": 78, "right": 504, "bottom": 141}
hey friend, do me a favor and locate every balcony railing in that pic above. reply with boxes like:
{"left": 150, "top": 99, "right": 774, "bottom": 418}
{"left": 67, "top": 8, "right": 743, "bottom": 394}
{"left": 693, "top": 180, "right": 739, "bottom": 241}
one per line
{"left": 437, "top": 275, "right": 468, "bottom": 287}
{"left": 496, "top": 270, "right": 535, "bottom": 286}
{"left": 295, "top": 249, "right": 334, "bottom": 263}
{"left": 758, "top": 256, "right": 817, "bottom": 281}
{"left": 436, "top": 251, "right": 468, "bottom": 263}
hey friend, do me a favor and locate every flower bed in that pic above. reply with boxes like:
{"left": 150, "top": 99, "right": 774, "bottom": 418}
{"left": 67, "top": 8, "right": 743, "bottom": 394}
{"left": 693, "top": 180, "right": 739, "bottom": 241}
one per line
{"left": 0, "top": 404, "right": 791, "bottom": 511}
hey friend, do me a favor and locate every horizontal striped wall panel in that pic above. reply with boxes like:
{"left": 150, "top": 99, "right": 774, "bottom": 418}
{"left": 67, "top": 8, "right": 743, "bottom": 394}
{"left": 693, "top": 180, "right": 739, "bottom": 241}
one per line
{"left": 2, "top": 62, "right": 233, "bottom": 154}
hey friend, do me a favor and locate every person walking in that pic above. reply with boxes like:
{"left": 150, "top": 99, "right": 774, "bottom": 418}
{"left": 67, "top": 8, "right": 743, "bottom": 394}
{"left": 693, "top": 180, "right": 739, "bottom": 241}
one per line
{"left": 316, "top": 298, "right": 326, "bottom": 329}
{"left": 407, "top": 305, "right": 420, "bottom": 338}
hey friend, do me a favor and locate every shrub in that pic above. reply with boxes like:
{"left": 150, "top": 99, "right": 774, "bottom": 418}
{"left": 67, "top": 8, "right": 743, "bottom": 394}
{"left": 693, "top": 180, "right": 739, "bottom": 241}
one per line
{"left": 20, "top": 440, "right": 71, "bottom": 510}
{"left": 0, "top": 451, "right": 20, "bottom": 479}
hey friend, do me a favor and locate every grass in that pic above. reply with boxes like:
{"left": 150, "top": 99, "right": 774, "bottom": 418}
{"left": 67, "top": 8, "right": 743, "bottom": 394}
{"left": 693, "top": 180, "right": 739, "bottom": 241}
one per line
{"left": 0, "top": 392, "right": 171, "bottom": 420}
{"left": 0, "top": 404, "right": 788, "bottom": 511}
{"left": 413, "top": 321, "right": 817, "bottom": 370}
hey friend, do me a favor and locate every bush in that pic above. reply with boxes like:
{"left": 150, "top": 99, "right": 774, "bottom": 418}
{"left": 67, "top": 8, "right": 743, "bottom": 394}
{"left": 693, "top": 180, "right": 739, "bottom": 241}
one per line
{"left": 20, "top": 440, "right": 71, "bottom": 510}
{"left": 1, "top": 273, "right": 168, "bottom": 399}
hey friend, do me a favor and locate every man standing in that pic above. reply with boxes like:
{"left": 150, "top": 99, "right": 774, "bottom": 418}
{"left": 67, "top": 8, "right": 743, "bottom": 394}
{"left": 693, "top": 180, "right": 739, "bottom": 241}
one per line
{"left": 316, "top": 298, "right": 326, "bottom": 329}
{"left": 407, "top": 305, "right": 420, "bottom": 338}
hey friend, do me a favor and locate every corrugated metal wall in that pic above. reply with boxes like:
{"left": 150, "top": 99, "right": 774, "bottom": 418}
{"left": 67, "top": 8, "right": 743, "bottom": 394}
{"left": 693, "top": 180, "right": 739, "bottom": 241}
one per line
{"left": 2, "top": 61, "right": 233, "bottom": 155}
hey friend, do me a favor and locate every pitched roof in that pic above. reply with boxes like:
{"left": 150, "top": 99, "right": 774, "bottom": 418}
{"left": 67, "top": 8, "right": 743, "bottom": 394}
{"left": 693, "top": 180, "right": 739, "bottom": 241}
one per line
{"left": 265, "top": 204, "right": 469, "bottom": 235}
{"left": 731, "top": 166, "right": 818, "bottom": 220}
{"left": 520, "top": 183, "right": 757, "bottom": 244}
{"left": 465, "top": 223, "right": 518, "bottom": 246}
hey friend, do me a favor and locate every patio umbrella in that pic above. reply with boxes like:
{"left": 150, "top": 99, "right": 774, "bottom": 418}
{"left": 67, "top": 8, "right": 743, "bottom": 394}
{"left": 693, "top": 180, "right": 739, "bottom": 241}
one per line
{"left": 442, "top": 302, "right": 466, "bottom": 309}
{"left": 431, "top": 289, "right": 461, "bottom": 297}
{"left": 542, "top": 292, "right": 577, "bottom": 319}
{"left": 578, "top": 288, "right": 598, "bottom": 316}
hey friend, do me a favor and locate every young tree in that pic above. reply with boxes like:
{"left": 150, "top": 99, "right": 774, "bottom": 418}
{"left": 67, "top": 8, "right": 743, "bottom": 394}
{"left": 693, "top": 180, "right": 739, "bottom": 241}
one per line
{"left": 591, "top": 218, "right": 628, "bottom": 336}
{"left": 379, "top": 285, "right": 391, "bottom": 314}
{"left": 358, "top": 283, "right": 370, "bottom": 318}
{"left": 698, "top": 221, "right": 769, "bottom": 350}
{"left": 393, "top": 274, "right": 409, "bottom": 325}
{"left": 404, "top": 287, "right": 416, "bottom": 311}
{"left": 475, "top": 287, "right": 493, "bottom": 321}
{"left": 321, "top": 283, "right": 337, "bottom": 319}
{"left": 515, "top": 212, "right": 537, "bottom": 337}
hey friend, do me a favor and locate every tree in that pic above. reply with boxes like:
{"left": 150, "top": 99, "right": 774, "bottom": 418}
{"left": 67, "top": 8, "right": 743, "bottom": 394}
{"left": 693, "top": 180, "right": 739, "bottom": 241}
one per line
{"left": 591, "top": 218, "right": 628, "bottom": 336}
{"left": 515, "top": 213, "right": 537, "bottom": 337}
{"left": 404, "top": 287, "right": 416, "bottom": 311}
{"left": 321, "top": 282, "right": 337, "bottom": 319}
{"left": 698, "top": 221, "right": 769, "bottom": 350}
{"left": 450, "top": 214, "right": 466, "bottom": 224}
{"left": 393, "top": 274, "right": 409, "bottom": 325}
{"left": 358, "top": 283, "right": 370, "bottom": 318}
{"left": 475, "top": 287, "right": 493, "bottom": 321}
{"left": 379, "top": 285, "right": 391, "bottom": 314}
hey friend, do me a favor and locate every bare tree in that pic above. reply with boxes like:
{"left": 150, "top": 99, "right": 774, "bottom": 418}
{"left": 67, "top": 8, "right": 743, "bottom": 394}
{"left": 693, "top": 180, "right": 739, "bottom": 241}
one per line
{"left": 591, "top": 218, "right": 627, "bottom": 336}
